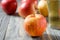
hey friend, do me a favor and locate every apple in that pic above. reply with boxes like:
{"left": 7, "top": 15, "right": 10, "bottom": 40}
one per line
{"left": 18, "top": 0, "right": 38, "bottom": 18}
{"left": 38, "top": 0, "right": 48, "bottom": 17}
{"left": 24, "top": 14, "right": 47, "bottom": 36}
{"left": 1, "top": 0, "right": 17, "bottom": 15}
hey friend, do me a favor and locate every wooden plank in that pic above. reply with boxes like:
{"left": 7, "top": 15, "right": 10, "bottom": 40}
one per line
{"left": 46, "top": 25, "right": 58, "bottom": 40}
{"left": 0, "top": 7, "right": 10, "bottom": 40}
{"left": 0, "top": 8, "right": 5, "bottom": 26}
{"left": 5, "top": 16, "right": 36, "bottom": 40}
{"left": 5, "top": 16, "right": 33, "bottom": 40}
{"left": 0, "top": 15, "right": 10, "bottom": 40}
{"left": 4, "top": 0, "right": 60, "bottom": 40}
{"left": 42, "top": 32, "right": 50, "bottom": 40}
{"left": 5, "top": 16, "right": 51, "bottom": 40}
{"left": 52, "top": 29, "right": 60, "bottom": 40}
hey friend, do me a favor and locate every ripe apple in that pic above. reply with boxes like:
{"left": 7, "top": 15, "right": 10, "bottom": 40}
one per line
{"left": 1, "top": 0, "right": 17, "bottom": 15}
{"left": 18, "top": 0, "right": 38, "bottom": 18}
{"left": 38, "top": 0, "right": 48, "bottom": 17}
{"left": 24, "top": 14, "right": 47, "bottom": 36}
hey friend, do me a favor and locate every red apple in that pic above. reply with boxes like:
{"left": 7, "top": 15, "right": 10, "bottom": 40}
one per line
{"left": 18, "top": 0, "right": 38, "bottom": 18}
{"left": 24, "top": 14, "right": 47, "bottom": 36}
{"left": 1, "top": 0, "right": 17, "bottom": 15}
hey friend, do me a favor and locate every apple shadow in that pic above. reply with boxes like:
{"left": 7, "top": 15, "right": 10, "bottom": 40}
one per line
{"left": 31, "top": 36, "right": 42, "bottom": 40}
{"left": 30, "top": 33, "right": 60, "bottom": 40}
{"left": 12, "top": 12, "right": 20, "bottom": 17}
{"left": 8, "top": 12, "right": 20, "bottom": 17}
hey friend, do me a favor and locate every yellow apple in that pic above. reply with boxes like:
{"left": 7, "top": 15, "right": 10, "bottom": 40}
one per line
{"left": 38, "top": 0, "right": 48, "bottom": 17}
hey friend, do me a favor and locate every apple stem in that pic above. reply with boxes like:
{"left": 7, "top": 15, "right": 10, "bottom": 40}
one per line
{"left": 32, "top": 0, "right": 41, "bottom": 14}
{"left": 35, "top": 6, "right": 41, "bottom": 14}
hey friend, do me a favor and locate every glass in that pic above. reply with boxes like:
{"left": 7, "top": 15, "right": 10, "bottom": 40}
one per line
{"left": 47, "top": 0, "right": 60, "bottom": 29}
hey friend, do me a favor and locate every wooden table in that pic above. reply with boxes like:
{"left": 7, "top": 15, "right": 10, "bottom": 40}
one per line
{"left": 0, "top": 0, "right": 60, "bottom": 40}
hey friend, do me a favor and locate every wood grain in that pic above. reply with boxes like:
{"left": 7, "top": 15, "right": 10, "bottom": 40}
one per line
{"left": 4, "top": 16, "right": 41, "bottom": 40}
{"left": 4, "top": 16, "right": 50, "bottom": 40}
{"left": 0, "top": 7, "right": 10, "bottom": 40}
{"left": 0, "top": 0, "right": 60, "bottom": 40}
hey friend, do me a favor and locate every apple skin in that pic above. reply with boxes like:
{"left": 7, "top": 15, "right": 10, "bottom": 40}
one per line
{"left": 24, "top": 14, "right": 47, "bottom": 36}
{"left": 1, "top": 0, "right": 17, "bottom": 15}
{"left": 18, "top": 0, "right": 38, "bottom": 18}
{"left": 38, "top": 0, "right": 48, "bottom": 17}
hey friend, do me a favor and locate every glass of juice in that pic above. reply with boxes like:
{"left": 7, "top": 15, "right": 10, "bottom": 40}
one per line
{"left": 47, "top": 0, "right": 60, "bottom": 29}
